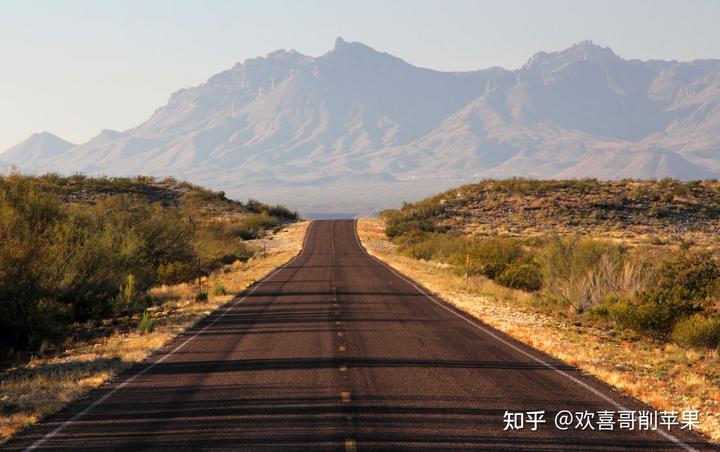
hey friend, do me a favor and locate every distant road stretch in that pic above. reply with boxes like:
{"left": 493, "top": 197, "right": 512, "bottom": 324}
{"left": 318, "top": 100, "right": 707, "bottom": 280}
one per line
{"left": 4, "top": 220, "right": 713, "bottom": 450}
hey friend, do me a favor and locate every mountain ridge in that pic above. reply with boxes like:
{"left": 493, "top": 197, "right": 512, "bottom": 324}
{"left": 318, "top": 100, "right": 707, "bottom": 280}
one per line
{"left": 3, "top": 38, "right": 720, "bottom": 214}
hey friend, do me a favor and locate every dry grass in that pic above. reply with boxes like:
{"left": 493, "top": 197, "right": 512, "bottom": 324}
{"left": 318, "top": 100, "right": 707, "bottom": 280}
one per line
{"left": 0, "top": 221, "right": 310, "bottom": 443}
{"left": 358, "top": 218, "right": 720, "bottom": 442}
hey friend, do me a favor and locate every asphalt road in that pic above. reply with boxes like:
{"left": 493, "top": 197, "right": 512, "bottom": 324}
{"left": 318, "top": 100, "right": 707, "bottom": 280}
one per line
{"left": 4, "top": 220, "right": 714, "bottom": 451}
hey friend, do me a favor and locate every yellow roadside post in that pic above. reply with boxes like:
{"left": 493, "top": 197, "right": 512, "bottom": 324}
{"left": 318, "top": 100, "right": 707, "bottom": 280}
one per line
{"left": 465, "top": 253, "right": 470, "bottom": 286}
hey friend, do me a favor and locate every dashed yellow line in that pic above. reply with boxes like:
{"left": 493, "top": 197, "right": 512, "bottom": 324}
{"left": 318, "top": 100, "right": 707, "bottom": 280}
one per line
{"left": 345, "top": 438, "right": 357, "bottom": 451}
{"left": 337, "top": 331, "right": 344, "bottom": 337}
{"left": 340, "top": 391, "right": 351, "bottom": 403}
{"left": 339, "top": 365, "right": 348, "bottom": 372}
{"left": 338, "top": 345, "right": 346, "bottom": 352}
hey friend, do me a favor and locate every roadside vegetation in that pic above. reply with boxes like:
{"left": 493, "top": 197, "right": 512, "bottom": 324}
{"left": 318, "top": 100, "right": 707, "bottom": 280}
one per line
{"left": 0, "top": 173, "right": 297, "bottom": 358}
{"left": 381, "top": 178, "right": 720, "bottom": 348}
{"left": 388, "top": 177, "right": 720, "bottom": 243}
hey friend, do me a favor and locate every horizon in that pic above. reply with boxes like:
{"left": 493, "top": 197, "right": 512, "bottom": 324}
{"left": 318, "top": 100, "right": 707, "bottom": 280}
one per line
{"left": 2, "top": 0, "right": 720, "bottom": 150}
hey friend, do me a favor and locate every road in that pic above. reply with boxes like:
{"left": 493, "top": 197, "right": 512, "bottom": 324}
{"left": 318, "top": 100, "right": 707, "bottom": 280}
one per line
{"left": 4, "top": 220, "right": 714, "bottom": 450}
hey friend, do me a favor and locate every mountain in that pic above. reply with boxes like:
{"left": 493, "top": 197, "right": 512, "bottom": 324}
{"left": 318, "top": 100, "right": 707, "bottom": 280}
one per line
{"left": 2, "top": 132, "right": 75, "bottom": 170}
{"left": 3, "top": 38, "right": 720, "bottom": 215}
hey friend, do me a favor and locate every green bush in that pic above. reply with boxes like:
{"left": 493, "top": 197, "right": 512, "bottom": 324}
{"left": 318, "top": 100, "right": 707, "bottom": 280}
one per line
{"left": 195, "top": 291, "right": 208, "bottom": 303}
{"left": 603, "top": 293, "right": 698, "bottom": 337}
{"left": 496, "top": 262, "right": 543, "bottom": 292}
{"left": 244, "top": 198, "right": 298, "bottom": 221}
{"left": 588, "top": 250, "right": 719, "bottom": 337}
{"left": 236, "top": 213, "right": 279, "bottom": 239}
{"left": 654, "top": 251, "right": 719, "bottom": 304}
{"left": 157, "top": 261, "right": 195, "bottom": 285}
{"left": 539, "top": 236, "right": 626, "bottom": 311}
{"left": 112, "top": 274, "right": 139, "bottom": 315}
{"left": 380, "top": 201, "right": 443, "bottom": 238}
{"left": 671, "top": 314, "right": 720, "bottom": 348}
{"left": 462, "top": 238, "right": 526, "bottom": 279}
{"left": 394, "top": 231, "right": 463, "bottom": 261}
{"left": 28, "top": 299, "right": 73, "bottom": 349}
{"left": 212, "top": 281, "right": 227, "bottom": 296}
{"left": 679, "top": 239, "right": 694, "bottom": 251}
{"left": 138, "top": 310, "right": 155, "bottom": 334}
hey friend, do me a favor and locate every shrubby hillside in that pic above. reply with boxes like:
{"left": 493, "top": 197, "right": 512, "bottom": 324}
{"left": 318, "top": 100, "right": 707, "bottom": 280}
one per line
{"left": 0, "top": 173, "right": 297, "bottom": 353}
{"left": 384, "top": 178, "right": 720, "bottom": 238}
{"left": 381, "top": 178, "right": 720, "bottom": 348}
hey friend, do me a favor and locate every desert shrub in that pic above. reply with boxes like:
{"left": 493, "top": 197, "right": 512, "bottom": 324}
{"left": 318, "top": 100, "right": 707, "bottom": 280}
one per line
{"left": 212, "top": 281, "right": 227, "bottom": 296}
{"left": 602, "top": 292, "right": 700, "bottom": 337}
{"left": 27, "top": 299, "right": 73, "bottom": 349}
{"left": 194, "top": 220, "right": 254, "bottom": 268}
{"left": 112, "top": 274, "right": 140, "bottom": 315}
{"left": 266, "top": 204, "right": 298, "bottom": 220}
{"left": 539, "top": 236, "right": 627, "bottom": 311}
{"left": 679, "top": 239, "right": 694, "bottom": 251}
{"left": 592, "top": 251, "right": 719, "bottom": 337}
{"left": 671, "top": 314, "right": 720, "bottom": 348}
{"left": 654, "top": 251, "right": 719, "bottom": 304}
{"left": 401, "top": 237, "right": 439, "bottom": 261}
{"left": 380, "top": 199, "right": 445, "bottom": 238}
{"left": 244, "top": 198, "right": 298, "bottom": 220}
{"left": 195, "top": 291, "right": 209, "bottom": 303}
{"left": 138, "top": 310, "right": 155, "bottom": 334}
{"left": 395, "top": 231, "right": 465, "bottom": 261}
{"left": 457, "top": 237, "right": 526, "bottom": 279}
{"left": 383, "top": 213, "right": 437, "bottom": 237}
{"left": 496, "top": 262, "right": 543, "bottom": 292}
{"left": 236, "top": 213, "right": 279, "bottom": 239}
{"left": 648, "top": 235, "right": 666, "bottom": 245}
{"left": 157, "top": 261, "right": 195, "bottom": 285}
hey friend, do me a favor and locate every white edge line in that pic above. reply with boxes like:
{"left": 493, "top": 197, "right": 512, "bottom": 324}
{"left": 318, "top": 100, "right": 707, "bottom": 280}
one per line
{"left": 352, "top": 220, "right": 698, "bottom": 452}
{"left": 24, "top": 221, "right": 314, "bottom": 451}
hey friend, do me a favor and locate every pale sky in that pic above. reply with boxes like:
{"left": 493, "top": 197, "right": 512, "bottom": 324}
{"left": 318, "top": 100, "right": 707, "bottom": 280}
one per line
{"left": 1, "top": 0, "right": 719, "bottom": 151}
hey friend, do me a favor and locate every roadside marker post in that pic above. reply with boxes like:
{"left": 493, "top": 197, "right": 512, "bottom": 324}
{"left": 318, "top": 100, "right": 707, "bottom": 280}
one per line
{"left": 465, "top": 253, "right": 470, "bottom": 286}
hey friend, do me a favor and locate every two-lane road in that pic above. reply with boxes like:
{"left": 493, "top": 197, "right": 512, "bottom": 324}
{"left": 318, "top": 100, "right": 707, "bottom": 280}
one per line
{"left": 4, "top": 220, "right": 713, "bottom": 450}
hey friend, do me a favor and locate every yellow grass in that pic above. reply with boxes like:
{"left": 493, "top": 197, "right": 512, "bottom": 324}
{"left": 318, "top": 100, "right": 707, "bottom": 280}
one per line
{"left": 357, "top": 218, "right": 720, "bottom": 443}
{"left": 0, "top": 221, "right": 310, "bottom": 443}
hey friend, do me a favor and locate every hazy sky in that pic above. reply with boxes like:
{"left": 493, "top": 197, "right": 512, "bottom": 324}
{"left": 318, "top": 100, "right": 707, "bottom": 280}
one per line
{"left": 1, "top": 0, "right": 719, "bottom": 151}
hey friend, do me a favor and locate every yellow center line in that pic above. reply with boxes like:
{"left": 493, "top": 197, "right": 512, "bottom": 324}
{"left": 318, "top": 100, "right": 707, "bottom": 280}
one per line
{"left": 339, "top": 365, "right": 348, "bottom": 372}
{"left": 345, "top": 438, "right": 357, "bottom": 451}
{"left": 338, "top": 345, "right": 346, "bottom": 352}
{"left": 340, "top": 391, "right": 351, "bottom": 403}
{"left": 337, "top": 331, "right": 344, "bottom": 337}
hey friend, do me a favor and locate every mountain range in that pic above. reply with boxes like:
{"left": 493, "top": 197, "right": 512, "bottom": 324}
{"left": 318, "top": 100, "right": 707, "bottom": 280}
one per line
{"left": 4, "top": 37, "right": 720, "bottom": 215}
